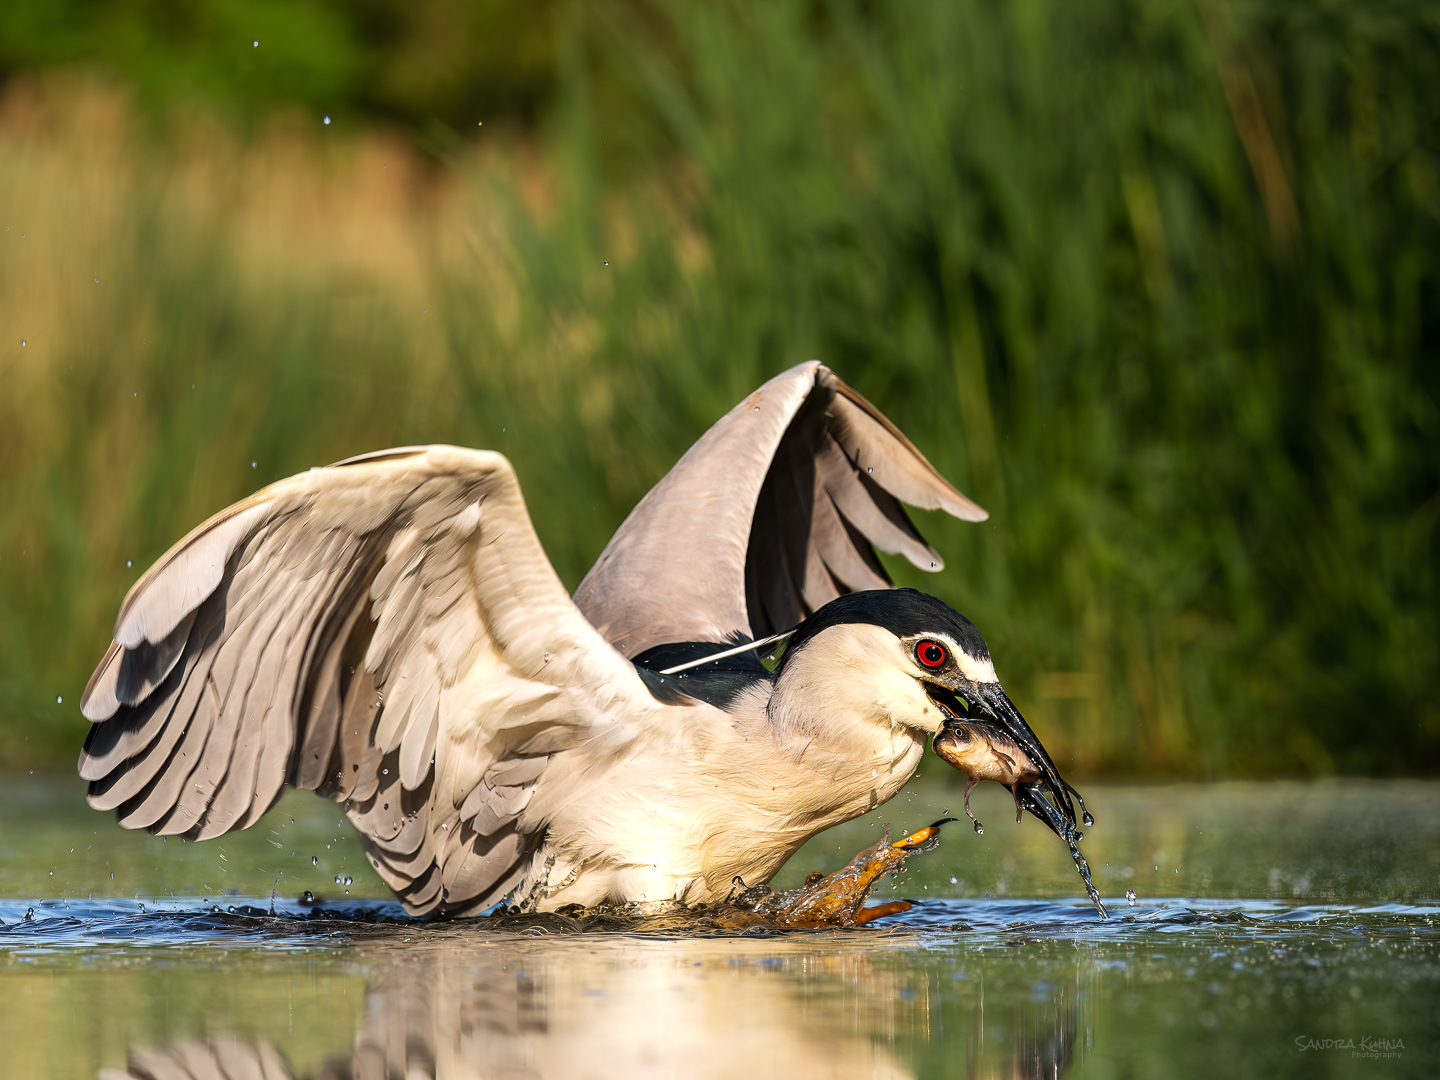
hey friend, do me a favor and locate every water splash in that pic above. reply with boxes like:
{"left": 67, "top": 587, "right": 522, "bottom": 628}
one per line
{"left": 1064, "top": 827, "right": 1107, "bottom": 919}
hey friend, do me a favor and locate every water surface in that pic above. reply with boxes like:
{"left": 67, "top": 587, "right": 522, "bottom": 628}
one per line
{"left": 2, "top": 776, "right": 1436, "bottom": 1078}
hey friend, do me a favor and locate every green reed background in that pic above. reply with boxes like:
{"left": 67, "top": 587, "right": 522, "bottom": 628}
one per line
{"left": 0, "top": 0, "right": 1436, "bottom": 777}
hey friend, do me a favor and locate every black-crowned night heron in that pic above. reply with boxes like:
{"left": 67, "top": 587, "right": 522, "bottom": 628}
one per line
{"left": 78, "top": 361, "right": 1083, "bottom": 917}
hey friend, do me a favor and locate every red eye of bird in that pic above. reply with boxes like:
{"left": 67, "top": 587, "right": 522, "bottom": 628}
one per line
{"left": 916, "top": 640, "right": 947, "bottom": 668}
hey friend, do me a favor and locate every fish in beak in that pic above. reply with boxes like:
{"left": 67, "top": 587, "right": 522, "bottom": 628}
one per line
{"left": 931, "top": 719, "right": 1040, "bottom": 833}
{"left": 922, "top": 677, "right": 1088, "bottom": 835}
{"left": 927, "top": 695, "right": 1106, "bottom": 919}
{"left": 971, "top": 681, "right": 1079, "bottom": 828}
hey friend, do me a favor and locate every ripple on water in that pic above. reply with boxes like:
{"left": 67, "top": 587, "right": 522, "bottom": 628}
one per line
{"left": 1, "top": 895, "right": 1436, "bottom": 952}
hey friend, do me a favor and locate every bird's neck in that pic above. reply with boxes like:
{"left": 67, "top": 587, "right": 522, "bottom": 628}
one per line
{"left": 685, "top": 668, "right": 929, "bottom": 884}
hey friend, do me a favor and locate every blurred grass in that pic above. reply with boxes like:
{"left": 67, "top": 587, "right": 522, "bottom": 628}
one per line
{"left": 0, "top": 0, "right": 1437, "bottom": 778}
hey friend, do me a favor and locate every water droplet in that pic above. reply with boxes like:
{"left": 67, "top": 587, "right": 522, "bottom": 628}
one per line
{"left": 1126, "top": 889, "right": 1137, "bottom": 906}
{"left": 303, "top": 891, "right": 315, "bottom": 903}
{"left": 343, "top": 876, "right": 353, "bottom": 886}
{"left": 949, "top": 876, "right": 958, "bottom": 884}
{"left": 603, "top": 260, "right": 609, "bottom": 266}
{"left": 311, "top": 856, "right": 318, "bottom": 866}
{"left": 94, "top": 277, "right": 99, "bottom": 283}
{"left": 23, "top": 907, "right": 34, "bottom": 921}
{"left": 20, "top": 340, "right": 26, "bottom": 347}
{"left": 1083, "top": 812, "right": 1095, "bottom": 827}
{"left": 253, "top": 40, "right": 259, "bottom": 47}
{"left": 867, "top": 466, "right": 873, "bottom": 473}
{"left": 323, "top": 115, "right": 331, "bottom": 125}
{"left": 334, "top": 875, "right": 342, "bottom": 884}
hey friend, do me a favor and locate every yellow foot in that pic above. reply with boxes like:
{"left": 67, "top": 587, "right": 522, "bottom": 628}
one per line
{"left": 720, "top": 820, "right": 950, "bottom": 928}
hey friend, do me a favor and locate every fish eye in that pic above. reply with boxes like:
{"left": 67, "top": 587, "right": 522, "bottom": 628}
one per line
{"left": 916, "top": 640, "right": 947, "bottom": 668}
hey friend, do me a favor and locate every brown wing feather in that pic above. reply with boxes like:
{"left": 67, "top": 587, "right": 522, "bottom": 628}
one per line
{"left": 78, "top": 446, "right": 653, "bottom": 917}
{"left": 573, "top": 361, "right": 987, "bottom": 656}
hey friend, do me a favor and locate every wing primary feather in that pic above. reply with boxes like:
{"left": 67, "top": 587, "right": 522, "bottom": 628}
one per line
{"left": 809, "top": 481, "right": 891, "bottom": 592}
{"left": 85, "top": 595, "right": 227, "bottom": 813}
{"left": 816, "top": 433, "right": 943, "bottom": 569}
{"left": 112, "top": 666, "right": 221, "bottom": 831}
{"left": 115, "top": 610, "right": 199, "bottom": 707}
{"left": 826, "top": 378, "right": 988, "bottom": 521}
{"left": 79, "top": 629, "right": 199, "bottom": 782}
{"left": 335, "top": 645, "right": 383, "bottom": 803}
{"left": 116, "top": 500, "right": 275, "bottom": 649}
{"left": 294, "top": 551, "right": 383, "bottom": 791}
{"left": 177, "top": 552, "right": 328, "bottom": 836}
{"left": 197, "top": 568, "right": 337, "bottom": 839}
{"left": 768, "top": 438, "right": 843, "bottom": 614}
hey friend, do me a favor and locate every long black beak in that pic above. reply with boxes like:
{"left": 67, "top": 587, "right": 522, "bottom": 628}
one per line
{"left": 974, "top": 683, "right": 1077, "bottom": 828}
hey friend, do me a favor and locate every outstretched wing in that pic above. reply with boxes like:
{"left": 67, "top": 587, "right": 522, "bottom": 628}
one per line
{"left": 572, "top": 361, "right": 987, "bottom": 657}
{"left": 79, "top": 446, "right": 655, "bottom": 916}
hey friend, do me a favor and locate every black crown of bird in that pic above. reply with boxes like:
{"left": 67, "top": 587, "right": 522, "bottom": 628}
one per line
{"left": 77, "top": 360, "right": 1103, "bottom": 921}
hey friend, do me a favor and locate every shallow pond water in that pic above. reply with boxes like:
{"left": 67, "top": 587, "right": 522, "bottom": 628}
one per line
{"left": 2, "top": 775, "right": 1437, "bottom": 1078}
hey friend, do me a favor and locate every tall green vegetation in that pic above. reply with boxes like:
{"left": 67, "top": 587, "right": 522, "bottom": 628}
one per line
{"left": 0, "top": 0, "right": 1436, "bottom": 776}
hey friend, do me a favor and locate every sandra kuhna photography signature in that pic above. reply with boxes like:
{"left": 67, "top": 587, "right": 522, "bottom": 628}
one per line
{"left": 1295, "top": 1035, "right": 1404, "bottom": 1058}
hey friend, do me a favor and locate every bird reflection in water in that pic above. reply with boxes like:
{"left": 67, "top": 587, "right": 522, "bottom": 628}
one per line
{"left": 99, "top": 936, "right": 1082, "bottom": 1080}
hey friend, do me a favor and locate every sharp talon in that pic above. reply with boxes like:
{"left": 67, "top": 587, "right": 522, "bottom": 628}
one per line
{"left": 853, "top": 900, "right": 912, "bottom": 926}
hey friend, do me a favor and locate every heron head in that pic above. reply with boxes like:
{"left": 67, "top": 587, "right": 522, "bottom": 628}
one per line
{"left": 773, "top": 589, "right": 1078, "bottom": 831}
